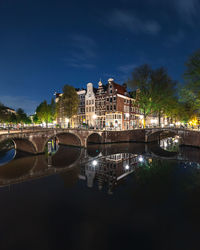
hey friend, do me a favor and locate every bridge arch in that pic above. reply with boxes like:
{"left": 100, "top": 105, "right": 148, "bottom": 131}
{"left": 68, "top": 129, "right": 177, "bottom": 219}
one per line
{"left": 87, "top": 133, "right": 103, "bottom": 145}
{"left": 0, "top": 137, "right": 38, "bottom": 155}
{"left": 42, "top": 132, "right": 83, "bottom": 152}
{"left": 146, "top": 129, "right": 180, "bottom": 142}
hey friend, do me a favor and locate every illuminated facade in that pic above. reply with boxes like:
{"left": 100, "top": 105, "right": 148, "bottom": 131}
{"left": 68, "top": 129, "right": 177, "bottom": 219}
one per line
{"left": 85, "top": 83, "right": 96, "bottom": 127}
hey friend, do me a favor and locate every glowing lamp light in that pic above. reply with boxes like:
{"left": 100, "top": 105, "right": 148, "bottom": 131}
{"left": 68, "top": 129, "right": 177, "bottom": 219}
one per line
{"left": 138, "top": 156, "right": 144, "bottom": 162}
{"left": 92, "top": 160, "right": 97, "bottom": 166}
{"left": 65, "top": 118, "right": 69, "bottom": 123}
{"left": 125, "top": 165, "right": 129, "bottom": 170}
{"left": 93, "top": 114, "right": 97, "bottom": 120}
{"left": 125, "top": 113, "right": 130, "bottom": 118}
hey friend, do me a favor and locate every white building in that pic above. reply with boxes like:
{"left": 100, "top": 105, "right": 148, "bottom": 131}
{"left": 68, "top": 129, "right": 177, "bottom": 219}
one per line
{"left": 85, "top": 83, "right": 96, "bottom": 127}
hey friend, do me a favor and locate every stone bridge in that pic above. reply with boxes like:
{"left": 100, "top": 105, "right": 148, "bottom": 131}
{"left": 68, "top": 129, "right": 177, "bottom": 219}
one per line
{"left": 0, "top": 127, "right": 200, "bottom": 154}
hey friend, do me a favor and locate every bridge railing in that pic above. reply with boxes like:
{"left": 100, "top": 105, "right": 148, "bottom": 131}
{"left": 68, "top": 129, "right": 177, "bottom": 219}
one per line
{"left": 1, "top": 126, "right": 200, "bottom": 135}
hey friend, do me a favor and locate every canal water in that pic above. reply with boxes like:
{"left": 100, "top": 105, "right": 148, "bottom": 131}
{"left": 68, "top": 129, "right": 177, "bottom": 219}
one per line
{"left": 0, "top": 141, "right": 200, "bottom": 250}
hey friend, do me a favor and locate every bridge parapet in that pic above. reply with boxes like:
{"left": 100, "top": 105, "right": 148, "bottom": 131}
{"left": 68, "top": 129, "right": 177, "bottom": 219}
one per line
{"left": 1, "top": 128, "right": 200, "bottom": 154}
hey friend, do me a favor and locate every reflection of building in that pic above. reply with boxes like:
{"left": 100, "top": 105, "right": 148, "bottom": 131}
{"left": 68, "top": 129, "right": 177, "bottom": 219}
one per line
{"left": 79, "top": 153, "right": 138, "bottom": 194}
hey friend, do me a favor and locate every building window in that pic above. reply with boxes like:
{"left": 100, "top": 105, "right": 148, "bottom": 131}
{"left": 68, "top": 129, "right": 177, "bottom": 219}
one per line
{"left": 92, "top": 100, "right": 94, "bottom": 104}
{"left": 89, "top": 107, "right": 91, "bottom": 112}
{"left": 86, "top": 107, "right": 88, "bottom": 112}
{"left": 113, "top": 96, "right": 116, "bottom": 101}
{"left": 110, "top": 84, "right": 112, "bottom": 88}
{"left": 107, "top": 105, "right": 109, "bottom": 111}
{"left": 107, "top": 97, "right": 109, "bottom": 101}
{"left": 110, "top": 90, "right": 112, "bottom": 94}
{"left": 114, "top": 105, "right": 116, "bottom": 111}
{"left": 92, "top": 106, "right": 94, "bottom": 112}
{"left": 110, "top": 97, "right": 112, "bottom": 102}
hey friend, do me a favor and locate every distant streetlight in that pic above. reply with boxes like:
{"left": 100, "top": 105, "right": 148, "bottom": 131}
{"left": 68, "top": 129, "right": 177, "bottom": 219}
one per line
{"left": 125, "top": 165, "right": 129, "bottom": 170}
{"left": 138, "top": 156, "right": 144, "bottom": 162}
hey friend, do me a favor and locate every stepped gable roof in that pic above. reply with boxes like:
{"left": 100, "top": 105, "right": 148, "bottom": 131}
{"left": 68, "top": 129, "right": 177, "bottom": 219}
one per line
{"left": 102, "top": 84, "right": 108, "bottom": 91}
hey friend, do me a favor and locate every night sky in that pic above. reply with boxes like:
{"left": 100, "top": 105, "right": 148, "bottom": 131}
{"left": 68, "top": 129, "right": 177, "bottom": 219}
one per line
{"left": 0, "top": 0, "right": 200, "bottom": 114}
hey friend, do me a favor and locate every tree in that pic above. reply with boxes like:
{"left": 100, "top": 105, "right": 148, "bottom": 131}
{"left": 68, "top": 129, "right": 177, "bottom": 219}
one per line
{"left": 36, "top": 101, "right": 51, "bottom": 127}
{"left": 150, "top": 67, "right": 177, "bottom": 126}
{"left": 127, "top": 64, "right": 154, "bottom": 128}
{"left": 182, "top": 49, "right": 200, "bottom": 115}
{"left": 16, "top": 108, "right": 28, "bottom": 125}
{"left": 33, "top": 114, "right": 40, "bottom": 124}
{"left": 127, "top": 64, "right": 178, "bottom": 127}
{"left": 50, "top": 98, "right": 56, "bottom": 122}
{"left": 184, "top": 49, "right": 200, "bottom": 85}
{"left": 9, "top": 113, "right": 17, "bottom": 125}
{"left": 0, "top": 102, "right": 8, "bottom": 123}
{"left": 56, "top": 85, "right": 79, "bottom": 125}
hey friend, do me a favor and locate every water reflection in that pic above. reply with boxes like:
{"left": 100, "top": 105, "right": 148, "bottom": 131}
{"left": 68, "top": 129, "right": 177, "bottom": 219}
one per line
{"left": 80, "top": 153, "right": 138, "bottom": 194}
{"left": 0, "top": 143, "right": 200, "bottom": 191}
{"left": 1, "top": 143, "right": 200, "bottom": 249}
{"left": 160, "top": 136, "right": 180, "bottom": 152}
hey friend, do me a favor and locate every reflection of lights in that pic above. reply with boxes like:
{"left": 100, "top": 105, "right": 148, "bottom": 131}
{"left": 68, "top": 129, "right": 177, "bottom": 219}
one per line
{"left": 92, "top": 160, "right": 97, "bottom": 166}
{"left": 125, "top": 113, "right": 130, "bottom": 118}
{"left": 138, "top": 156, "right": 144, "bottom": 162}
{"left": 125, "top": 165, "right": 129, "bottom": 170}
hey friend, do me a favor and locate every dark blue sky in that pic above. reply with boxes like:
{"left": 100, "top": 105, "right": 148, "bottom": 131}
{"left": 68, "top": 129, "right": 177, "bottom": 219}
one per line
{"left": 0, "top": 0, "right": 200, "bottom": 114}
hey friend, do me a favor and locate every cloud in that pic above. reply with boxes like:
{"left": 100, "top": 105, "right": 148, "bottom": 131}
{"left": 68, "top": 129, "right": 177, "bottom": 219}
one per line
{"left": 65, "top": 34, "right": 97, "bottom": 69}
{"left": 107, "top": 9, "right": 161, "bottom": 35}
{"left": 118, "top": 63, "right": 137, "bottom": 74}
{"left": 164, "top": 30, "right": 185, "bottom": 47}
{"left": 173, "top": 0, "right": 200, "bottom": 24}
{"left": 0, "top": 96, "right": 38, "bottom": 115}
